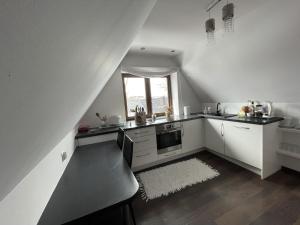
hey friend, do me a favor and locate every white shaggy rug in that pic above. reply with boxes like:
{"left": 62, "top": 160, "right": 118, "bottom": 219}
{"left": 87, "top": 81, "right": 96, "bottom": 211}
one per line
{"left": 137, "top": 158, "right": 220, "bottom": 201}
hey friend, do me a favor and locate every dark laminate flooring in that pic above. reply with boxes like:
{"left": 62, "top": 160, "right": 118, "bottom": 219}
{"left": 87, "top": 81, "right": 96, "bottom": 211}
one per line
{"left": 132, "top": 151, "right": 300, "bottom": 225}
{"left": 77, "top": 151, "right": 300, "bottom": 225}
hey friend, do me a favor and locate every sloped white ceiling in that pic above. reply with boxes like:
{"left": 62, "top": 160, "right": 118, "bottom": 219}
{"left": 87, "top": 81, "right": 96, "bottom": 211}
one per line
{"left": 131, "top": 0, "right": 300, "bottom": 102}
{"left": 0, "top": 0, "right": 156, "bottom": 200}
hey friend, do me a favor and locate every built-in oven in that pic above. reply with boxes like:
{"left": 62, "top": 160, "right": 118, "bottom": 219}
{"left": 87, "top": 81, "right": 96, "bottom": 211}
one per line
{"left": 156, "top": 122, "right": 182, "bottom": 155}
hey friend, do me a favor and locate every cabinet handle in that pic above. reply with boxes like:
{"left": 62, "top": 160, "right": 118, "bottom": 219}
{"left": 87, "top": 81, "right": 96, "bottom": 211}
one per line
{"left": 234, "top": 126, "right": 250, "bottom": 130}
{"left": 181, "top": 122, "right": 184, "bottom": 137}
{"left": 221, "top": 123, "right": 224, "bottom": 136}
{"left": 135, "top": 153, "right": 151, "bottom": 158}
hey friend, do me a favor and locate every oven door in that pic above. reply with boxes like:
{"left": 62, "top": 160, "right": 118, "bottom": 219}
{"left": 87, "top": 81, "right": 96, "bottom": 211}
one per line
{"left": 156, "top": 129, "right": 182, "bottom": 154}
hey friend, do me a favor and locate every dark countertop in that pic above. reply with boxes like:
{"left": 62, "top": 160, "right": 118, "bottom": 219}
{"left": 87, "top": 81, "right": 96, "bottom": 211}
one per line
{"left": 38, "top": 141, "right": 139, "bottom": 225}
{"left": 76, "top": 126, "right": 121, "bottom": 139}
{"left": 75, "top": 114, "right": 203, "bottom": 139}
{"left": 76, "top": 114, "right": 284, "bottom": 139}
{"left": 122, "top": 114, "right": 204, "bottom": 130}
{"left": 203, "top": 115, "right": 284, "bottom": 125}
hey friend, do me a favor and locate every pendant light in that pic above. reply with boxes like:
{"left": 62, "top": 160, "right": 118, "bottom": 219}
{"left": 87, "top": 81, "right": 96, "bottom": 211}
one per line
{"left": 205, "top": 12, "right": 215, "bottom": 44}
{"left": 222, "top": 2, "right": 234, "bottom": 32}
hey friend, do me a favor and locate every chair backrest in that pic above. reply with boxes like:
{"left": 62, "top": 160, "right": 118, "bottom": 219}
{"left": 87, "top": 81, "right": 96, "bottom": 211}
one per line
{"left": 123, "top": 135, "right": 134, "bottom": 168}
{"left": 117, "top": 129, "right": 125, "bottom": 150}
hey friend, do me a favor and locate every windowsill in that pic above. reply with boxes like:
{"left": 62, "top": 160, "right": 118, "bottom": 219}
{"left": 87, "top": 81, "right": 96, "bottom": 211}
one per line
{"left": 125, "top": 114, "right": 167, "bottom": 122}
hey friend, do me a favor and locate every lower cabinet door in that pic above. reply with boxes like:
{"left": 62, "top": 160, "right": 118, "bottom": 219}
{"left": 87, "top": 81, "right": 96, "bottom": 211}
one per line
{"left": 224, "top": 121, "right": 262, "bottom": 169}
{"left": 132, "top": 148, "right": 157, "bottom": 168}
{"left": 182, "top": 119, "right": 203, "bottom": 152}
{"left": 205, "top": 119, "right": 225, "bottom": 154}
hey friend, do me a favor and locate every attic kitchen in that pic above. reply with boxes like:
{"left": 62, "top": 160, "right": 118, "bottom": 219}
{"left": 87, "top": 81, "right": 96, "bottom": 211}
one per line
{"left": 77, "top": 90, "right": 283, "bottom": 178}
{"left": 3, "top": 1, "right": 300, "bottom": 225}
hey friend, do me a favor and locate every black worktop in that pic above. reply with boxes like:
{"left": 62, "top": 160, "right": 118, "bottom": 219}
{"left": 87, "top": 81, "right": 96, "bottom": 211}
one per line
{"left": 75, "top": 114, "right": 203, "bottom": 139}
{"left": 38, "top": 141, "right": 139, "bottom": 225}
{"left": 76, "top": 114, "right": 284, "bottom": 139}
{"left": 203, "top": 115, "right": 284, "bottom": 125}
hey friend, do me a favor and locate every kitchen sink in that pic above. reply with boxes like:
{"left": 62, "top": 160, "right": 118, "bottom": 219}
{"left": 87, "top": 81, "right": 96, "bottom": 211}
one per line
{"left": 207, "top": 113, "right": 236, "bottom": 118}
{"left": 191, "top": 112, "right": 236, "bottom": 118}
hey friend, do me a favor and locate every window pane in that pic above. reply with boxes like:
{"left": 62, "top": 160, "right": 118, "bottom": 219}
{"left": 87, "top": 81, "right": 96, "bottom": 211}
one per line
{"left": 124, "top": 77, "right": 147, "bottom": 117}
{"left": 150, "top": 77, "right": 169, "bottom": 114}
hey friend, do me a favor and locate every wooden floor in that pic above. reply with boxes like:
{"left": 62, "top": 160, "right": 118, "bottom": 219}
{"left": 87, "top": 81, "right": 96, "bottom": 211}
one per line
{"left": 132, "top": 151, "right": 300, "bottom": 225}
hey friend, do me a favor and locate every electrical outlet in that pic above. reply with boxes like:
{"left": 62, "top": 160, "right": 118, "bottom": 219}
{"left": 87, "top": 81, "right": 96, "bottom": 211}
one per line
{"left": 61, "top": 151, "right": 67, "bottom": 162}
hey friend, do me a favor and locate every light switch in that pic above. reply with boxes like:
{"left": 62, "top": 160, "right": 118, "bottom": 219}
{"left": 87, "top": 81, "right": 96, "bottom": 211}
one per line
{"left": 61, "top": 151, "right": 67, "bottom": 162}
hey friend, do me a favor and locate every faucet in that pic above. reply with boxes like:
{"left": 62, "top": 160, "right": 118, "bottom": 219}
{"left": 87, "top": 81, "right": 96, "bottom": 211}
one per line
{"left": 216, "top": 102, "right": 221, "bottom": 115}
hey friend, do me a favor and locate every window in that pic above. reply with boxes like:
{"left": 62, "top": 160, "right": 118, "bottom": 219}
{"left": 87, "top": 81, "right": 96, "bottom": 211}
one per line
{"left": 122, "top": 74, "right": 172, "bottom": 120}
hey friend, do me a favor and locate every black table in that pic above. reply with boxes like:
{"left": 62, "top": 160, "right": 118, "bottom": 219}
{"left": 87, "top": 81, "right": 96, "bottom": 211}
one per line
{"left": 38, "top": 141, "right": 139, "bottom": 225}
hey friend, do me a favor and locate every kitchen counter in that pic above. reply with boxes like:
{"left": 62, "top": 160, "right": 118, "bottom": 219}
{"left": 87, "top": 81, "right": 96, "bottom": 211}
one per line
{"left": 76, "top": 114, "right": 283, "bottom": 139}
{"left": 38, "top": 141, "right": 138, "bottom": 225}
{"left": 76, "top": 126, "right": 122, "bottom": 139}
{"left": 203, "top": 115, "right": 284, "bottom": 125}
{"left": 122, "top": 114, "right": 204, "bottom": 130}
{"left": 75, "top": 114, "right": 203, "bottom": 139}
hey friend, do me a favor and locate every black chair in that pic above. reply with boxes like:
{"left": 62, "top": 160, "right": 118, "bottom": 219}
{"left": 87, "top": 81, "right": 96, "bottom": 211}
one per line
{"left": 122, "top": 135, "right": 136, "bottom": 225}
{"left": 123, "top": 135, "right": 133, "bottom": 167}
{"left": 117, "top": 128, "right": 125, "bottom": 149}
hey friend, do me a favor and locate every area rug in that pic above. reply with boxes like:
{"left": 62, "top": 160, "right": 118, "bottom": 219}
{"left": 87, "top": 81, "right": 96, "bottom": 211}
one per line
{"left": 137, "top": 158, "right": 220, "bottom": 201}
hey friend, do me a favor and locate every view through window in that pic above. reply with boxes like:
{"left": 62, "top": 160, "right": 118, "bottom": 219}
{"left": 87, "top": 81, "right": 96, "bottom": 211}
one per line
{"left": 122, "top": 74, "right": 172, "bottom": 120}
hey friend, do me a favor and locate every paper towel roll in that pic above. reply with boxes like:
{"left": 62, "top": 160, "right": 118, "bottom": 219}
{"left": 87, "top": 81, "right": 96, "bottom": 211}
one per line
{"left": 184, "top": 106, "right": 191, "bottom": 116}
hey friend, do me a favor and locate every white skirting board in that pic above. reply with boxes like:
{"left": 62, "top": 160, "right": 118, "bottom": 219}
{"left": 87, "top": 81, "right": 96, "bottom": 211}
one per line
{"left": 207, "top": 148, "right": 262, "bottom": 177}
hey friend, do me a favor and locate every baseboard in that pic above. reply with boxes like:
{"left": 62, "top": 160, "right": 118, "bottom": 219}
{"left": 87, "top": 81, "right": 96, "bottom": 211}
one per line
{"left": 205, "top": 148, "right": 262, "bottom": 177}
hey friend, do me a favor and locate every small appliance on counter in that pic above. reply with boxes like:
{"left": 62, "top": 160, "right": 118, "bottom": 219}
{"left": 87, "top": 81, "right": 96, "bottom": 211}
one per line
{"left": 261, "top": 101, "right": 272, "bottom": 118}
{"left": 239, "top": 100, "right": 273, "bottom": 118}
{"left": 254, "top": 104, "right": 263, "bottom": 118}
{"left": 183, "top": 106, "right": 191, "bottom": 116}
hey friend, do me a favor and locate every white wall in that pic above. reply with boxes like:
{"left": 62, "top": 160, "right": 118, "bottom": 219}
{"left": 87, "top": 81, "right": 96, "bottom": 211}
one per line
{"left": 0, "top": 0, "right": 156, "bottom": 200}
{"left": 80, "top": 52, "right": 201, "bottom": 127}
{"left": 179, "top": 0, "right": 300, "bottom": 103}
{"left": 0, "top": 129, "right": 76, "bottom": 225}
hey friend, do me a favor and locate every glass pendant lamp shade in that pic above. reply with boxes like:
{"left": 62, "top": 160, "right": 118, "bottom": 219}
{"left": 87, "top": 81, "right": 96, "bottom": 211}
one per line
{"left": 205, "top": 18, "right": 215, "bottom": 43}
{"left": 222, "top": 3, "right": 234, "bottom": 32}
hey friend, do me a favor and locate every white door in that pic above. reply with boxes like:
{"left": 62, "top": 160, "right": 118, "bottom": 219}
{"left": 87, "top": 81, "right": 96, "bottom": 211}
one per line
{"left": 224, "top": 121, "right": 262, "bottom": 169}
{"left": 205, "top": 119, "right": 225, "bottom": 154}
{"left": 182, "top": 119, "right": 203, "bottom": 152}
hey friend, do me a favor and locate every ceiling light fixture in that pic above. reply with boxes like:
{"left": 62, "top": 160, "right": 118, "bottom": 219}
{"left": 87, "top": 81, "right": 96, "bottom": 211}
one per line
{"left": 222, "top": 2, "right": 234, "bottom": 32}
{"left": 205, "top": 17, "right": 215, "bottom": 43}
{"left": 205, "top": 0, "right": 235, "bottom": 43}
{"left": 205, "top": 0, "right": 219, "bottom": 44}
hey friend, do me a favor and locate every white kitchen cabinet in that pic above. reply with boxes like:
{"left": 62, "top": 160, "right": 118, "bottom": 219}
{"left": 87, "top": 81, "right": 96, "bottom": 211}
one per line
{"left": 205, "top": 119, "right": 225, "bottom": 154}
{"left": 125, "top": 127, "right": 158, "bottom": 168}
{"left": 182, "top": 119, "right": 204, "bottom": 152}
{"left": 223, "top": 121, "right": 262, "bottom": 169}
